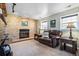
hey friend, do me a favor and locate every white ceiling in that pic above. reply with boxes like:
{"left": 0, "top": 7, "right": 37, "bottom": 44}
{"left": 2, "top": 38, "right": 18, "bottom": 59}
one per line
{"left": 6, "top": 3, "right": 79, "bottom": 19}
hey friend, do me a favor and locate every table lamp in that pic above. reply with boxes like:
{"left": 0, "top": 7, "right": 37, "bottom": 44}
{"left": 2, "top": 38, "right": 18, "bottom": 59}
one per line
{"left": 67, "top": 22, "right": 75, "bottom": 39}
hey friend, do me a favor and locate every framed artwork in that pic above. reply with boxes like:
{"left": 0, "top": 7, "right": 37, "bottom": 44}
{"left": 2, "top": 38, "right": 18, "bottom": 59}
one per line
{"left": 21, "top": 21, "right": 28, "bottom": 26}
{"left": 50, "top": 20, "right": 56, "bottom": 27}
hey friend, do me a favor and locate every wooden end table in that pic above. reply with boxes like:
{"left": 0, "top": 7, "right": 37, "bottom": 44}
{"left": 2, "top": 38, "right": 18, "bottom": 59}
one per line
{"left": 59, "top": 37, "right": 78, "bottom": 55}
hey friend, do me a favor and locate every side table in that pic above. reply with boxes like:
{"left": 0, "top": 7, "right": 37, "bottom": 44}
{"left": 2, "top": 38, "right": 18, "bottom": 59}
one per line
{"left": 59, "top": 37, "right": 77, "bottom": 55}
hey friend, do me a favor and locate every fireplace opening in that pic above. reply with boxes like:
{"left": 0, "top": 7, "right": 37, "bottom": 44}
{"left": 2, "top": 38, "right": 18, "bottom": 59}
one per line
{"left": 19, "top": 29, "right": 29, "bottom": 39}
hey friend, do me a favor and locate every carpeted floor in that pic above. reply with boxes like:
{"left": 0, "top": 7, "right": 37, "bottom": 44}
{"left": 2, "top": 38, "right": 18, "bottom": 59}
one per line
{"left": 10, "top": 39, "right": 78, "bottom": 56}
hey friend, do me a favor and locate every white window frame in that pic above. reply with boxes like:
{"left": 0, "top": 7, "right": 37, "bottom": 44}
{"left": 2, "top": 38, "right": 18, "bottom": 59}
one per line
{"left": 60, "top": 12, "right": 79, "bottom": 30}
{"left": 40, "top": 21, "right": 48, "bottom": 30}
{"left": 40, "top": 21, "right": 48, "bottom": 34}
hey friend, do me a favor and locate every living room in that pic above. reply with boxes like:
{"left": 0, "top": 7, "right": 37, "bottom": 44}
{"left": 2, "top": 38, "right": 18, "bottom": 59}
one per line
{"left": 0, "top": 3, "right": 79, "bottom": 56}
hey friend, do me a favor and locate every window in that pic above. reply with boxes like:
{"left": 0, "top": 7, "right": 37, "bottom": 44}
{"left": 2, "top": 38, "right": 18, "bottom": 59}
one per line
{"left": 40, "top": 21, "right": 48, "bottom": 34}
{"left": 41, "top": 21, "right": 48, "bottom": 30}
{"left": 60, "top": 13, "right": 79, "bottom": 30}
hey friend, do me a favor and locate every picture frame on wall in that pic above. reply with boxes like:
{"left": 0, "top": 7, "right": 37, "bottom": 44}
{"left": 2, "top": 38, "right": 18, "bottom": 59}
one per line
{"left": 50, "top": 20, "right": 56, "bottom": 27}
{"left": 21, "top": 21, "right": 28, "bottom": 26}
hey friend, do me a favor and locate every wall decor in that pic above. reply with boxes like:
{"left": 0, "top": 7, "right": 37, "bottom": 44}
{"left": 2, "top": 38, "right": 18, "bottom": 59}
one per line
{"left": 21, "top": 21, "right": 28, "bottom": 26}
{"left": 50, "top": 20, "right": 56, "bottom": 27}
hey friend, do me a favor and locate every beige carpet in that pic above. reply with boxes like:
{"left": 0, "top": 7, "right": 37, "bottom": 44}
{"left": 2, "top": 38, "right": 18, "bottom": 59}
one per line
{"left": 10, "top": 39, "right": 75, "bottom": 56}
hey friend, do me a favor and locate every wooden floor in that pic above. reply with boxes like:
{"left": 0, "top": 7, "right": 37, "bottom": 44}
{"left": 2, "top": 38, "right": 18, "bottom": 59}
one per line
{"left": 10, "top": 39, "right": 75, "bottom": 56}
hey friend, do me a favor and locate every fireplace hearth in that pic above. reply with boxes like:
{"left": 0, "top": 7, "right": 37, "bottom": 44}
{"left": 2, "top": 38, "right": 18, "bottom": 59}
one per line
{"left": 19, "top": 29, "right": 29, "bottom": 39}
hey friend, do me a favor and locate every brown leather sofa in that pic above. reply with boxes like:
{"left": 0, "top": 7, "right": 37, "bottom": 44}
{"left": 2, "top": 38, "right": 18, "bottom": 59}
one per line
{"left": 34, "top": 30, "right": 62, "bottom": 48}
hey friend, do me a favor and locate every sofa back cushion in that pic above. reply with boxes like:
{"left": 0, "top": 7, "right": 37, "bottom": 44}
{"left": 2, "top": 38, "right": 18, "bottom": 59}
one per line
{"left": 49, "top": 30, "right": 61, "bottom": 38}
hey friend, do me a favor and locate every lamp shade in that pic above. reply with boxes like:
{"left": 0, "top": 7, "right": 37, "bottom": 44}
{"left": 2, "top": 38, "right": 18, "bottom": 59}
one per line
{"left": 67, "top": 22, "right": 75, "bottom": 28}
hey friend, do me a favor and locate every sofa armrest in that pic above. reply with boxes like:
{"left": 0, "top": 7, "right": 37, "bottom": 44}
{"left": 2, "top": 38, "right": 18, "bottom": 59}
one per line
{"left": 34, "top": 34, "right": 42, "bottom": 39}
{"left": 38, "top": 34, "right": 42, "bottom": 37}
{"left": 50, "top": 35, "right": 60, "bottom": 39}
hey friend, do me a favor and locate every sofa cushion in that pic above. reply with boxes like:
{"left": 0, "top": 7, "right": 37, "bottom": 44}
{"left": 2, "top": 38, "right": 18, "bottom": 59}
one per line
{"left": 42, "top": 31, "right": 49, "bottom": 38}
{"left": 49, "top": 30, "right": 61, "bottom": 38}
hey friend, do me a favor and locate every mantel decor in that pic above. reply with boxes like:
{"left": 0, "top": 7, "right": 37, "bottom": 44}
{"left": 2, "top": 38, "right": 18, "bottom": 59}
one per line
{"left": 50, "top": 20, "right": 56, "bottom": 27}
